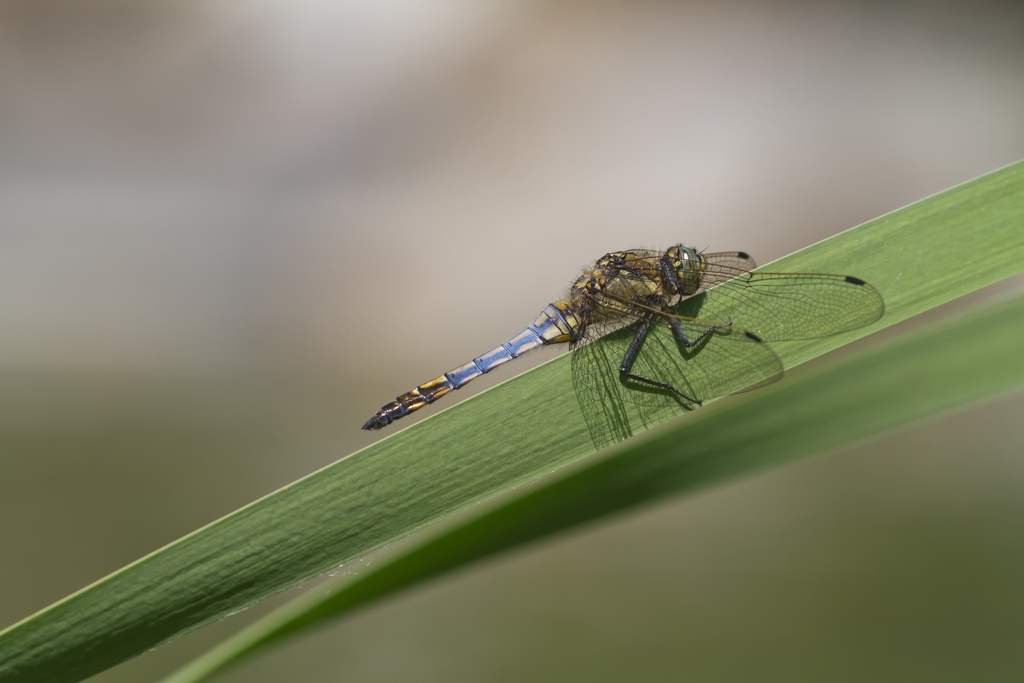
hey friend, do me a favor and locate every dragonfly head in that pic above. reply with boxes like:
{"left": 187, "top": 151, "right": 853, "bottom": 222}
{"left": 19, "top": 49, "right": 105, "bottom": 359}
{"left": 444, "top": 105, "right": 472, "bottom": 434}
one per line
{"left": 666, "top": 245, "right": 706, "bottom": 295}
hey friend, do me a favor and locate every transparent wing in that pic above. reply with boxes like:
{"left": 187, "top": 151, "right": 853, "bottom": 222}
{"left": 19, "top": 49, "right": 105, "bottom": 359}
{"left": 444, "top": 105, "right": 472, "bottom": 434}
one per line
{"left": 590, "top": 267, "right": 884, "bottom": 342}
{"left": 571, "top": 313, "right": 783, "bottom": 448}
{"left": 678, "top": 270, "right": 885, "bottom": 341}
{"left": 698, "top": 250, "right": 759, "bottom": 279}
{"left": 571, "top": 315, "right": 783, "bottom": 411}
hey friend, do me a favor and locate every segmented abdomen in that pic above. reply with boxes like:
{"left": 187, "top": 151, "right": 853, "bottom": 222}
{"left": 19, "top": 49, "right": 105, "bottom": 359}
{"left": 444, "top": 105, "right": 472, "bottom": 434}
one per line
{"left": 361, "top": 303, "right": 580, "bottom": 430}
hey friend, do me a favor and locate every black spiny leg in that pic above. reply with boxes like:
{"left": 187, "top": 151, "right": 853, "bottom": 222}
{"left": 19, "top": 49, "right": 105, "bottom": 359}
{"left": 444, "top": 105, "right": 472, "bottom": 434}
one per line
{"left": 618, "top": 318, "right": 703, "bottom": 405}
{"left": 667, "top": 314, "right": 730, "bottom": 348}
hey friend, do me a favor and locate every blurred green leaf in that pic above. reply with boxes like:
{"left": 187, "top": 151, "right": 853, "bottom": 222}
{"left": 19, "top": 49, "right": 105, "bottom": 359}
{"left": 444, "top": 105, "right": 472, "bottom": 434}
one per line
{"left": 1, "top": 161, "right": 1022, "bottom": 683}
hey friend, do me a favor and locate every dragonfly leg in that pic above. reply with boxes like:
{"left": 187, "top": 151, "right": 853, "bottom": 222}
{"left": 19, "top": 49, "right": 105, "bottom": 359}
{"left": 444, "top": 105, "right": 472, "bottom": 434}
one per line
{"left": 618, "top": 318, "right": 703, "bottom": 405}
{"left": 667, "top": 315, "right": 731, "bottom": 348}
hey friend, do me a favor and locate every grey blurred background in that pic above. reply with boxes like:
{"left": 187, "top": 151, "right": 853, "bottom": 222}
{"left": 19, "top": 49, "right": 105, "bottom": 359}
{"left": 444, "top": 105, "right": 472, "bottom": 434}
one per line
{"left": 2, "top": 1, "right": 1024, "bottom": 681}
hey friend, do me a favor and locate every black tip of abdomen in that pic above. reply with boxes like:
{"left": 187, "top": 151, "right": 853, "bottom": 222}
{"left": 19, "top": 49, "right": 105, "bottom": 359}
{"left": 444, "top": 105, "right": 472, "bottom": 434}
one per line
{"left": 361, "top": 413, "right": 392, "bottom": 430}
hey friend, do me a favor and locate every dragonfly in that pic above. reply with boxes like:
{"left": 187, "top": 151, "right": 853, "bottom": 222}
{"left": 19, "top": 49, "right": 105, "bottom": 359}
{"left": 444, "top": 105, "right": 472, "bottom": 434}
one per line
{"left": 361, "top": 245, "right": 884, "bottom": 431}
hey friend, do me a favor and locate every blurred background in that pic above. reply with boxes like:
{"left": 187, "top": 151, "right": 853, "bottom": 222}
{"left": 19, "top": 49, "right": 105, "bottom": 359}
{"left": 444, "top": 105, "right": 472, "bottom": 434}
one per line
{"left": 2, "top": 1, "right": 1024, "bottom": 681}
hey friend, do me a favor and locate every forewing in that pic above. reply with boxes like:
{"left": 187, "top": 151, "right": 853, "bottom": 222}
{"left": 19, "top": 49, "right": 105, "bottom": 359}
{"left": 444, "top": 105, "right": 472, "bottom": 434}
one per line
{"left": 701, "top": 251, "right": 758, "bottom": 278}
{"left": 583, "top": 260, "right": 883, "bottom": 344}
{"left": 679, "top": 271, "right": 885, "bottom": 341}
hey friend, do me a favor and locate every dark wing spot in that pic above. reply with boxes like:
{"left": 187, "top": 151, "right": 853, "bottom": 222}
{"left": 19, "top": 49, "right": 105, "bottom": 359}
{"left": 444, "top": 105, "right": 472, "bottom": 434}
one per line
{"left": 844, "top": 276, "right": 866, "bottom": 285}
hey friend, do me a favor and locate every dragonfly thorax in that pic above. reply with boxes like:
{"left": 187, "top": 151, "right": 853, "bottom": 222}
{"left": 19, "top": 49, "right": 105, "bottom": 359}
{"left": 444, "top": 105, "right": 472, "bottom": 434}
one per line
{"left": 565, "top": 253, "right": 670, "bottom": 326}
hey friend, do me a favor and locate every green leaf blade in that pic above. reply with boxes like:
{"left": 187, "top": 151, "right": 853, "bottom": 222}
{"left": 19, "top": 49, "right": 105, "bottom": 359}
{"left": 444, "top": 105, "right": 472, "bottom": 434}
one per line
{"left": 165, "top": 287, "right": 1024, "bottom": 683}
